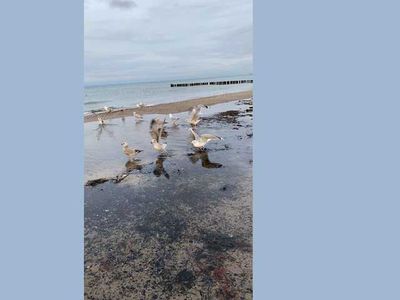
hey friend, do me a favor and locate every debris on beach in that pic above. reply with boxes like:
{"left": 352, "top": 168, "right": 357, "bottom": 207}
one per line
{"left": 237, "top": 98, "right": 253, "bottom": 106}
{"left": 85, "top": 178, "right": 110, "bottom": 187}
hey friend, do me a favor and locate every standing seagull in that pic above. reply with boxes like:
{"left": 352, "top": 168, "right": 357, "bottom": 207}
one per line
{"left": 133, "top": 111, "right": 143, "bottom": 122}
{"left": 103, "top": 106, "right": 112, "bottom": 113}
{"left": 121, "top": 142, "right": 143, "bottom": 160}
{"left": 97, "top": 116, "right": 105, "bottom": 125}
{"left": 151, "top": 118, "right": 167, "bottom": 152}
{"left": 189, "top": 128, "right": 223, "bottom": 150}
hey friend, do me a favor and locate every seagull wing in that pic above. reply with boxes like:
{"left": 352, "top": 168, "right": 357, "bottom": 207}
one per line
{"left": 190, "top": 128, "right": 200, "bottom": 140}
{"left": 150, "top": 118, "right": 159, "bottom": 130}
{"left": 200, "top": 134, "right": 222, "bottom": 142}
{"left": 157, "top": 118, "right": 166, "bottom": 142}
{"left": 188, "top": 106, "right": 200, "bottom": 119}
{"left": 150, "top": 119, "right": 161, "bottom": 141}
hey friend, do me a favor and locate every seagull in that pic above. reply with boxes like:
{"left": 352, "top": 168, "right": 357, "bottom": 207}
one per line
{"left": 136, "top": 102, "right": 145, "bottom": 108}
{"left": 150, "top": 118, "right": 166, "bottom": 140}
{"left": 187, "top": 104, "right": 208, "bottom": 126}
{"left": 190, "top": 104, "right": 208, "bottom": 115}
{"left": 121, "top": 142, "right": 143, "bottom": 160}
{"left": 189, "top": 128, "right": 223, "bottom": 149}
{"left": 187, "top": 109, "right": 200, "bottom": 125}
{"left": 133, "top": 111, "right": 143, "bottom": 122}
{"left": 150, "top": 118, "right": 167, "bottom": 152}
{"left": 97, "top": 116, "right": 105, "bottom": 125}
{"left": 104, "top": 106, "right": 112, "bottom": 113}
{"left": 151, "top": 138, "right": 167, "bottom": 152}
{"left": 169, "top": 113, "right": 179, "bottom": 127}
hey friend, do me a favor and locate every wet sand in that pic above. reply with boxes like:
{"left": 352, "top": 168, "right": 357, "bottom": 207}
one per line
{"left": 84, "top": 90, "right": 252, "bottom": 123}
{"left": 85, "top": 94, "right": 253, "bottom": 299}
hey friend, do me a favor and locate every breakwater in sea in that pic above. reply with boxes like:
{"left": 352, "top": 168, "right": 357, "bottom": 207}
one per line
{"left": 171, "top": 79, "right": 253, "bottom": 87}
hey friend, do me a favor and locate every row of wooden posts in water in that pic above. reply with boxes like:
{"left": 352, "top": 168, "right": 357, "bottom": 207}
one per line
{"left": 170, "top": 79, "right": 253, "bottom": 87}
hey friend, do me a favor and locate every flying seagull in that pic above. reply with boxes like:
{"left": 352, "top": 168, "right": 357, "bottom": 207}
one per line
{"left": 187, "top": 104, "right": 208, "bottom": 126}
{"left": 150, "top": 118, "right": 167, "bottom": 152}
{"left": 169, "top": 113, "right": 179, "bottom": 127}
{"left": 121, "top": 142, "right": 143, "bottom": 160}
{"left": 150, "top": 118, "right": 166, "bottom": 140}
{"left": 189, "top": 128, "right": 223, "bottom": 149}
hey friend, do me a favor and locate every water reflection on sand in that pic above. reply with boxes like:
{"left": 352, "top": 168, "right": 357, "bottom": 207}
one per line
{"left": 125, "top": 159, "right": 143, "bottom": 172}
{"left": 188, "top": 150, "right": 223, "bottom": 169}
{"left": 153, "top": 155, "right": 170, "bottom": 179}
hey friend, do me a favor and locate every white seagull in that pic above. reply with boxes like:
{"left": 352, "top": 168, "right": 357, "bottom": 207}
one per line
{"left": 187, "top": 104, "right": 208, "bottom": 126}
{"left": 189, "top": 128, "right": 223, "bottom": 149}
{"left": 121, "top": 142, "right": 143, "bottom": 160}
{"left": 133, "top": 111, "right": 143, "bottom": 122}
{"left": 103, "top": 106, "right": 112, "bottom": 113}
{"left": 97, "top": 116, "right": 105, "bottom": 125}
{"left": 169, "top": 113, "right": 179, "bottom": 127}
{"left": 136, "top": 102, "right": 145, "bottom": 108}
{"left": 151, "top": 138, "right": 167, "bottom": 152}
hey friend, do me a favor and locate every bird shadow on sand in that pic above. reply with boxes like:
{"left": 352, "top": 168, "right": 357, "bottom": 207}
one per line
{"left": 94, "top": 124, "right": 117, "bottom": 141}
{"left": 134, "top": 118, "right": 145, "bottom": 125}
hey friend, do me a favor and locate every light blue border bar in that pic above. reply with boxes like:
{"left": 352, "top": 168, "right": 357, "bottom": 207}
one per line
{"left": 1, "top": 1, "right": 400, "bottom": 299}
{"left": 255, "top": 0, "right": 400, "bottom": 299}
{"left": 0, "top": 1, "right": 83, "bottom": 299}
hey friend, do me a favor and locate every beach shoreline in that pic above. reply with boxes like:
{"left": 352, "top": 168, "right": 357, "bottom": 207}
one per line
{"left": 84, "top": 90, "right": 252, "bottom": 123}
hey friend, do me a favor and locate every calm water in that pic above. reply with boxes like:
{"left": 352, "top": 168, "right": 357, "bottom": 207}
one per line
{"left": 84, "top": 74, "right": 253, "bottom": 112}
{"left": 84, "top": 101, "right": 252, "bottom": 181}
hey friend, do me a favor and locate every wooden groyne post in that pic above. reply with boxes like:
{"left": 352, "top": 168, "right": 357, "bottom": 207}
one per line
{"left": 170, "top": 79, "right": 253, "bottom": 87}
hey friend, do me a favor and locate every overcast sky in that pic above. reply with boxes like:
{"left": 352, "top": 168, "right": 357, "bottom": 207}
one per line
{"left": 84, "top": 0, "right": 252, "bottom": 84}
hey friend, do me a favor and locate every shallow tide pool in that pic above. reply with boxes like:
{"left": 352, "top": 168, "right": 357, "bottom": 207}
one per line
{"left": 84, "top": 100, "right": 253, "bottom": 299}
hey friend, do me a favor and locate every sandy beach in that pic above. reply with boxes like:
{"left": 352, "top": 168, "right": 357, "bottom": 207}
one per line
{"left": 84, "top": 90, "right": 252, "bottom": 123}
{"left": 84, "top": 91, "right": 253, "bottom": 299}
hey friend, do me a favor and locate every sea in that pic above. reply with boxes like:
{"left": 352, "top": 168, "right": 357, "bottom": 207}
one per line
{"left": 84, "top": 74, "right": 253, "bottom": 112}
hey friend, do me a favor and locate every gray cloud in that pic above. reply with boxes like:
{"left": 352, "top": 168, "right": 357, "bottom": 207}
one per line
{"left": 85, "top": 0, "right": 252, "bottom": 84}
{"left": 109, "top": 0, "right": 136, "bottom": 10}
